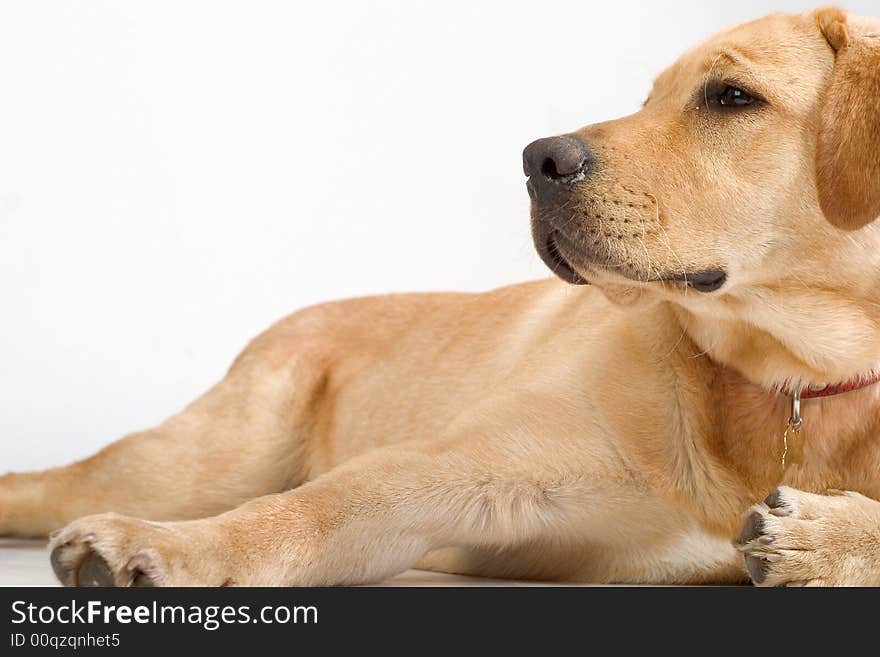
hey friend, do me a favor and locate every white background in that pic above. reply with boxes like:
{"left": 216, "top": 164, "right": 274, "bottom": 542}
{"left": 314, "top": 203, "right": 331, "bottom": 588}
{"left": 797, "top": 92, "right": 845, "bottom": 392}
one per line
{"left": 2, "top": 1, "right": 874, "bottom": 470}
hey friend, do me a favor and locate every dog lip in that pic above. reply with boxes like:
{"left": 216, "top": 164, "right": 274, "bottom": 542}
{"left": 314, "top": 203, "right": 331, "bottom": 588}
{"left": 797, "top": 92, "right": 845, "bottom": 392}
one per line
{"left": 661, "top": 268, "right": 727, "bottom": 292}
{"left": 536, "top": 231, "right": 588, "bottom": 285}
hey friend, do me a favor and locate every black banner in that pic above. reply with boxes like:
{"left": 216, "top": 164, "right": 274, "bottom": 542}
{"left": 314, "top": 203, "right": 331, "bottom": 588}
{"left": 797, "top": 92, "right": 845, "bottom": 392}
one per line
{"left": 0, "top": 586, "right": 872, "bottom": 652}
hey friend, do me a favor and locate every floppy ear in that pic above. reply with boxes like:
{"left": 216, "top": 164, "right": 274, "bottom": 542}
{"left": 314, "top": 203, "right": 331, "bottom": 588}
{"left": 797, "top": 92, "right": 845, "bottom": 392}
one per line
{"left": 814, "top": 8, "right": 880, "bottom": 230}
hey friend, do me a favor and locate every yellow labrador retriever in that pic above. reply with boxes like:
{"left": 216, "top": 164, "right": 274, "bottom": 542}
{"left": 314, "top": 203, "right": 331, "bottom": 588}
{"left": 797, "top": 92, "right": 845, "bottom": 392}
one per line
{"left": 2, "top": 6, "right": 879, "bottom": 587}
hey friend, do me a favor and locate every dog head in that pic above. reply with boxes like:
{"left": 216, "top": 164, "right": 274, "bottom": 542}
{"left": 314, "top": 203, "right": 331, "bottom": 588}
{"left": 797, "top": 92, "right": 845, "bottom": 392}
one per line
{"left": 526, "top": 7, "right": 880, "bottom": 390}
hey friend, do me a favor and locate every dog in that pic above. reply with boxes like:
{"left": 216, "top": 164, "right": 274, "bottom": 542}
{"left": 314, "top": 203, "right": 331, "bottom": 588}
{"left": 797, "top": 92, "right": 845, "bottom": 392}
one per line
{"left": 1, "top": 6, "right": 879, "bottom": 587}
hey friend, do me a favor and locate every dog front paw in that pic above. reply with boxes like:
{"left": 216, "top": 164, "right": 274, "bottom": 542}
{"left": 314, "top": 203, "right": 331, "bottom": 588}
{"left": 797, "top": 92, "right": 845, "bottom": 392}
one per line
{"left": 734, "top": 486, "right": 880, "bottom": 586}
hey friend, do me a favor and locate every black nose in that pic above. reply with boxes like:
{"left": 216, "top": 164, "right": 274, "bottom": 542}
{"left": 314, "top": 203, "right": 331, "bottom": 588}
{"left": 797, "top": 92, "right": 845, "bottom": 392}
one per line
{"left": 523, "top": 136, "right": 593, "bottom": 202}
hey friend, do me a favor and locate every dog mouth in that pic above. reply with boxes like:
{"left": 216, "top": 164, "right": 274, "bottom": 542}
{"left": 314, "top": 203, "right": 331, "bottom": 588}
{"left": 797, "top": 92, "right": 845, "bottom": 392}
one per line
{"left": 533, "top": 228, "right": 727, "bottom": 293}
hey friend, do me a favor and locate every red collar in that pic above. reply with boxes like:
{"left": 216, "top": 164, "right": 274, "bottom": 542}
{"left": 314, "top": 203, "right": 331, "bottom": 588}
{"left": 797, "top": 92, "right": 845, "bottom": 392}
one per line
{"left": 793, "top": 371, "right": 880, "bottom": 399}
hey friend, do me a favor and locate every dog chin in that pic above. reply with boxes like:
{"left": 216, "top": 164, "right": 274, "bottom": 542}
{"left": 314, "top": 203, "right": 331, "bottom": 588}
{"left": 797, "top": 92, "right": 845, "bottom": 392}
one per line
{"left": 590, "top": 277, "right": 663, "bottom": 308}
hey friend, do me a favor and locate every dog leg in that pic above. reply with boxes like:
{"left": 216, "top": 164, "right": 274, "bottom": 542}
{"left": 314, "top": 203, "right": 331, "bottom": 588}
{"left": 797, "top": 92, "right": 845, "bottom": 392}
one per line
{"left": 47, "top": 429, "right": 598, "bottom": 586}
{"left": 0, "top": 352, "right": 322, "bottom": 537}
{"left": 734, "top": 486, "right": 880, "bottom": 586}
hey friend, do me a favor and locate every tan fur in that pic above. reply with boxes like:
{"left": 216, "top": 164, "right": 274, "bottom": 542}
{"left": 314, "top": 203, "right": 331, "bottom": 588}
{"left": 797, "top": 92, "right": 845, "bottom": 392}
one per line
{"left": 2, "top": 7, "right": 880, "bottom": 586}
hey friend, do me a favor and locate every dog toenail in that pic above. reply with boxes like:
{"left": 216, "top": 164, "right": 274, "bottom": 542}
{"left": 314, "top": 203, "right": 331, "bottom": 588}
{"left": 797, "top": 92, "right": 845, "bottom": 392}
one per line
{"left": 50, "top": 546, "right": 74, "bottom": 586}
{"left": 763, "top": 489, "right": 783, "bottom": 508}
{"left": 737, "top": 511, "right": 764, "bottom": 544}
{"left": 768, "top": 507, "right": 791, "bottom": 517}
{"left": 77, "top": 551, "right": 116, "bottom": 587}
{"left": 745, "top": 554, "right": 769, "bottom": 584}
{"left": 131, "top": 570, "right": 156, "bottom": 587}
{"left": 758, "top": 535, "right": 774, "bottom": 545}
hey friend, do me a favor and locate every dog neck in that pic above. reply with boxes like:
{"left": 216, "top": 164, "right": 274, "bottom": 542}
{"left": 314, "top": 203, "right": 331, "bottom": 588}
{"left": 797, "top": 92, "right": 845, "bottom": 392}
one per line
{"left": 707, "top": 354, "right": 880, "bottom": 501}
{"left": 669, "top": 295, "right": 880, "bottom": 397}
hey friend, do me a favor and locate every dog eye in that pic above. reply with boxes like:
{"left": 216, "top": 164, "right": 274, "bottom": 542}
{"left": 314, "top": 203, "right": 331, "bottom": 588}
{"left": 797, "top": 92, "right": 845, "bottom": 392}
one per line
{"left": 717, "top": 86, "right": 755, "bottom": 108}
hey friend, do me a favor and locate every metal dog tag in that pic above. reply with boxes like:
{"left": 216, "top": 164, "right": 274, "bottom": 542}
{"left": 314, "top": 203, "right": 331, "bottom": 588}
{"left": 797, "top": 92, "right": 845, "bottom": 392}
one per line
{"left": 782, "top": 420, "right": 805, "bottom": 468}
{"left": 782, "top": 392, "right": 805, "bottom": 469}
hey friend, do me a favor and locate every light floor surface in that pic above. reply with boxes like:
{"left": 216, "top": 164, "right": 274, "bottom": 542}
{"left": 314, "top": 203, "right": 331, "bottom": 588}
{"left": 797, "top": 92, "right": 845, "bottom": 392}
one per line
{"left": 0, "top": 539, "right": 577, "bottom": 587}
